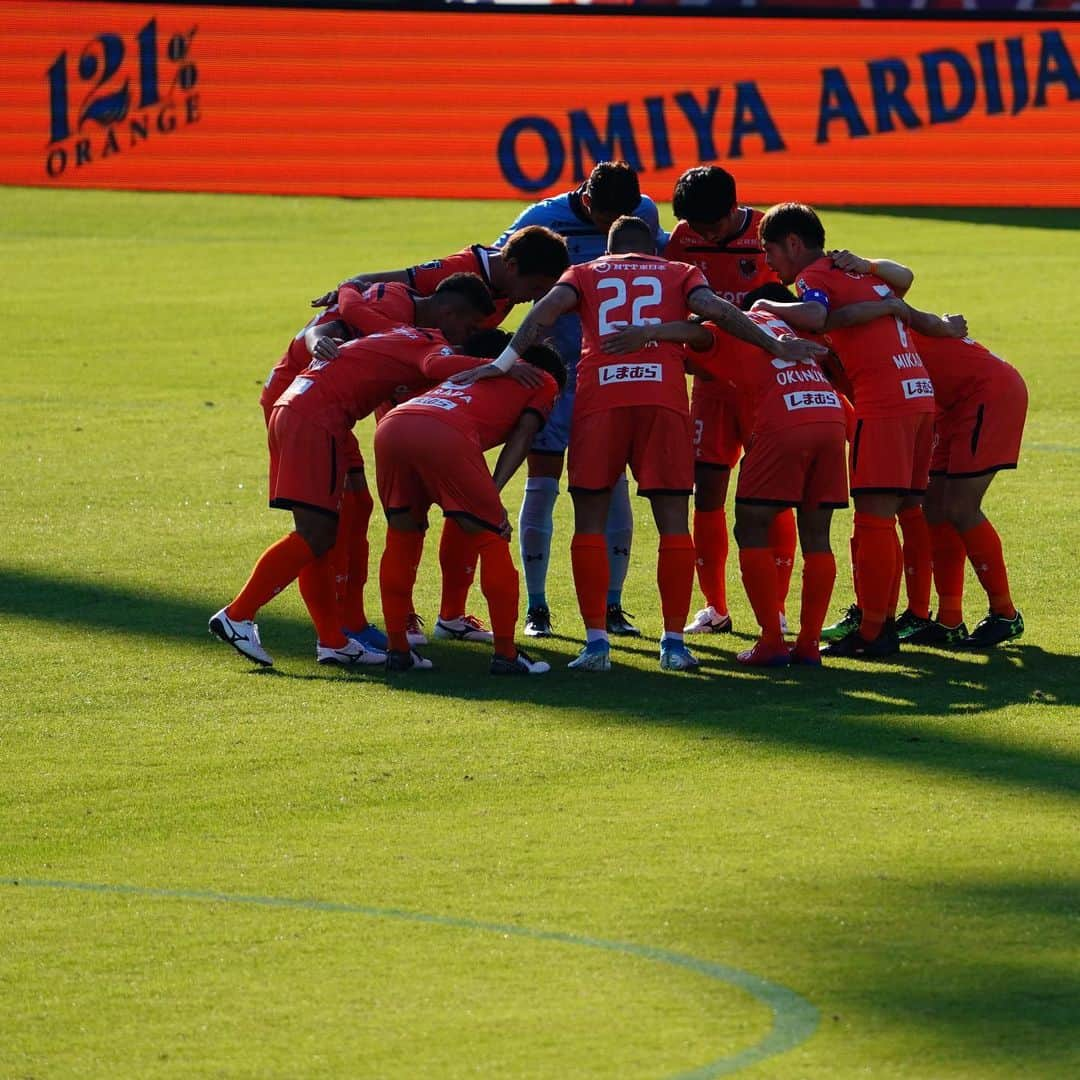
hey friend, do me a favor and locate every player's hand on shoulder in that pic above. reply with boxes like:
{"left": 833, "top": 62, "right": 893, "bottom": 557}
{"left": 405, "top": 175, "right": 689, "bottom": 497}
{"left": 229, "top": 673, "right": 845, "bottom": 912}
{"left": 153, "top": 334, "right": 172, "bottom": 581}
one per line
{"left": 601, "top": 326, "right": 652, "bottom": 355}
{"left": 943, "top": 313, "right": 968, "bottom": 338}
{"left": 889, "top": 297, "right": 912, "bottom": 321}
{"left": 828, "top": 249, "right": 871, "bottom": 275}
{"left": 507, "top": 362, "right": 546, "bottom": 389}
{"left": 311, "top": 288, "right": 339, "bottom": 308}
{"left": 448, "top": 364, "right": 496, "bottom": 386}
{"left": 775, "top": 335, "right": 827, "bottom": 363}
{"left": 311, "top": 337, "right": 343, "bottom": 362}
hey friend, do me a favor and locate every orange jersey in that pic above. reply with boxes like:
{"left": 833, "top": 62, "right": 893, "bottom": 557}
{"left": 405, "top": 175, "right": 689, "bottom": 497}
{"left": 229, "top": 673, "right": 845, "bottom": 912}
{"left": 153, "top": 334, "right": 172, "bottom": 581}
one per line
{"left": 558, "top": 254, "right": 709, "bottom": 417}
{"left": 260, "top": 282, "right": 419, "bottom": 413}
{"left": 663, "top": 209, "right": 777, "bottom": 306}
{"left": 796, "top": 257, "right": 935, "bottom": 419}
{"left": 392, "top": 370, "right": 559, "bottom": 451}
{"left": 407, "top": 246, "right": 513, "bottom": 329}
{"left": 909, "top": 332, "right": 1021, "bottom": 413}
{"left": 275, "top": 325, "right": 479, "bottom": 436}
{"left": 696, "top": 313, "right": 845, "bottom": 437}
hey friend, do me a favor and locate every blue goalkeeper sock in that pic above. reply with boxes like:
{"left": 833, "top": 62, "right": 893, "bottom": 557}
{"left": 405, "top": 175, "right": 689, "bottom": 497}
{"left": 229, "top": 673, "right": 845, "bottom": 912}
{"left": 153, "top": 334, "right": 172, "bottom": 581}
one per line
{"left": 519, "top": 476, "right": 558, "bottom": 609}
{"left": 605, "top": 473, "right": 633, "bottom": 605}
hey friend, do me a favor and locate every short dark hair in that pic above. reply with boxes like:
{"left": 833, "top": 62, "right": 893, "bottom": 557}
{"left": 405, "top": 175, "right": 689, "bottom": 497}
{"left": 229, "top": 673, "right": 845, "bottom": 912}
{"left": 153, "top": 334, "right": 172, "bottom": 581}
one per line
{"left": 759, "top": 203, "right": 826, "bottom": 249}
{"left": 503, "top": 226, "right": 569, "bottom": 278}
{"left": 522, "top": 343, "right": 567, "bottom": 391}
{"left": 461, "top": 328, "right": 512, "bottom": 359}
{"left": 672, "top": 166, "right": 737, "bottom": 223}
{"left": 607, "top": 215, "right": 655, "bottom": 254}
{"left": 741, "top": 283, "right": 798, "bottom": 310}
{"left": 586, "top": 161, "right": 641, "bottom": 216}
{"left": 434, "top": 272, "right": 496, "bottom": 317}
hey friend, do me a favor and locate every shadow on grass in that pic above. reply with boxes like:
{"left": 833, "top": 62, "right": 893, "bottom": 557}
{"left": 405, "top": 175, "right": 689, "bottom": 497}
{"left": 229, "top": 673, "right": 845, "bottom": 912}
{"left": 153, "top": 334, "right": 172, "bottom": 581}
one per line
{"left": 3, "top": 565, "right": 1077, "bottom": 800}
{"left": 833, "top": 206, "right": 1080, "bottom": 231}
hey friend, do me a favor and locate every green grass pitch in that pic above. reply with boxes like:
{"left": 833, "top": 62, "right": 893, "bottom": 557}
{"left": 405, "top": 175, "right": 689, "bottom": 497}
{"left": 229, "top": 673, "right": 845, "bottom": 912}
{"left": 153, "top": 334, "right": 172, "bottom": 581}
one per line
{"left": 1, "top": 186, "right": 1077, "bottom": 1078}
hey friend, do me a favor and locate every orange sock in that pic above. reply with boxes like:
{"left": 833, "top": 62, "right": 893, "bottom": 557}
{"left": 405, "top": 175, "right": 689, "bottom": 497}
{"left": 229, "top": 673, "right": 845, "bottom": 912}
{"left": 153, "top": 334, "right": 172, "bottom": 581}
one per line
{"left": 571, "top": 533, "right": 608, "bottom": 631}
{"left": 439, "top": 518, "right": 480, "bottom": 621}
{"left": 768, "top": 509, "right": 797, "bottom": 614}
{"left": 797, "top": 552, "right": 837, "bottom": 652}
{"left": 850, "top": 531, "right": 861, "bottom": 606}
{"left": 477, "top": 532, "right": 519, "bottom": 658}
{"left": 657, "top": 533, "right": 696, "bottom": 634}
{"left": 960, "top": 519, "right": 1016, "bottom": 618}
{"left": 929, "top": 521, "right": 966, "bottom": 626}
{"left": 227, "top": 531, "right": 315, "bottom": 622}
{"left": 338, "top": 485, "right": 374, "bottom": 630}
{"left": 739, "top": 546, "right": 783, "bottom": 648}
{"left": 298, "top": 555, "right": 347, "bottom": 648}
{"left": 380, "top": 528, "right": 425, "bottom": 652}
{"left": 888, "top": 527, "right": 904, "bottom": 618}
{"left": 853, "top": 512, "right": 898, "bottom": 641}
{"left": 898, "top": 507, "right": 932, "bottom": 619}
{"left": 692, "top": 507, "right": 728, "bottom": 614}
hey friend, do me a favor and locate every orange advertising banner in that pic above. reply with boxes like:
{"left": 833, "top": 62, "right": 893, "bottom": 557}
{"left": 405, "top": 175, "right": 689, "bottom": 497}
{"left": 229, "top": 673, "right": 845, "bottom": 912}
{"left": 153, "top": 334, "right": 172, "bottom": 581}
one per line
{"left": 1, "top": 2, "right": 1077, "bottom": 205}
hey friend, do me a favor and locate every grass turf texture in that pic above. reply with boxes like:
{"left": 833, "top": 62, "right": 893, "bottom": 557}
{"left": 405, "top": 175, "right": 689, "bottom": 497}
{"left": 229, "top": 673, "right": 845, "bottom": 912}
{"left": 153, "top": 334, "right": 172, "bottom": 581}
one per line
{"left": 1, "top": 187, "right": 1078, "bottom": 1078}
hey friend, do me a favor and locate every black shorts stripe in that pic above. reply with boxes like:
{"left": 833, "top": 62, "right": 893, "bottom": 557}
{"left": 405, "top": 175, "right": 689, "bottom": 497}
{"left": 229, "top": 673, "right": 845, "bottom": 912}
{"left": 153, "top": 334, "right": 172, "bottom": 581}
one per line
{"left": 944, "top": 462, "right": 1018, "bottom": 480}
{"left": 850, "top": 418, "right": 864, "bottom": 475}
{"left": 695, "top": 461, "right": 733, "bottom": 472}
{"left": 970, "top": 403, "right": 985, "bottom": 457}
{"left": 269, "top": 498, "right": 339, "bottom": 519}
{"left": 444, "top": 509, "right": 503, "bottom": 535}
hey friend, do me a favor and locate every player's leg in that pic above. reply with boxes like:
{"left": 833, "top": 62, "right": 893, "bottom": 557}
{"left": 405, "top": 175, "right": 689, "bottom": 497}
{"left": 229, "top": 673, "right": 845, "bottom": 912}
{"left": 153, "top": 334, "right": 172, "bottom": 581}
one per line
{"left": 733, "top": 503, "right": 788, "bottom": 666}
{"left": 768, "top": 508, "right": 798, "bottom": 631}
{"left": 433, "top": 519, "right": 491, "bottom": 643}
{"left": 649, "top": 492, "right": 698, "bottom": 671}
{"left": 792, "top": 507, "right": 837, "bottom": 664}
{"left": 910, "top": 475, "right": 969, "bottom": 644}
{"left": 380, "top": 512, "right": 433, "bottom": 671}
{"left": 947, "top": 472, "right": 1023, "bottom": 646}
{"left": 687, "top": 463, "right": 734, "bottom": 633}
{"left": 604, "top": 471, "right": 639, "bottom": 636}
{"left": 568, "top": 488, "right": 614, "bottom": 669}
{"left": 518, "top": 435, "right": 564, "bottom": 638}
{"left": 895, "top": 497, "right": 934, "bottom": 639}
{"left": 338, "top": 466, "right": 387, "bottom": 651}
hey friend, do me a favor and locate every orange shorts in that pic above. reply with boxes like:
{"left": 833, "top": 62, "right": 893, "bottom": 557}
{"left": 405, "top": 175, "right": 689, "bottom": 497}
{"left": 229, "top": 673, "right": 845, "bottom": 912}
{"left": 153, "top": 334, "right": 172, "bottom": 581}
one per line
{"left": 930, "top": 374, "right": 1027, "bottom": 479}
{"left": 374, "top": 413, "right": 505, "bottom": 533}
{"left": 736, "top": 422, "right": 849, "bottom": 509}
{"left": 850, "top": 411, "right": 934, "bottom": 496}
{"left": 691, "top": 381, "right": 742, "bottom": 470}
{"left": 568, "top": 405, "right": 694, "bottom": 495}
{"left": 267, "top": 406, "right": 344, "bottom": 517}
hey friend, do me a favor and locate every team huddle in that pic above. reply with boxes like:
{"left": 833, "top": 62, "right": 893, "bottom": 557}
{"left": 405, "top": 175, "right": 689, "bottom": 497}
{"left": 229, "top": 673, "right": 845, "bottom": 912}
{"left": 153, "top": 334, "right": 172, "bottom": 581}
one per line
{"left": 209, "top": 162, "right": 1026, "bottom": 676}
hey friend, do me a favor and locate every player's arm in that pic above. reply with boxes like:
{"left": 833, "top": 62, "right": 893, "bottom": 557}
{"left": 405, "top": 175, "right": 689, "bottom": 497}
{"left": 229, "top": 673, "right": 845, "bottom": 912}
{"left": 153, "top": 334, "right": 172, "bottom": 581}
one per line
{"left": 310, "top": 269, "right": 411, "bottom": 307}
{"left": 688, "top": 288, "right": 827, "bottom": 362}
{"left": 829, "top": 250, "right": 914, "bottom": 297}
{"left": 824, "top": 295, "right": 907, "bottom": 331}
{"left": 901, "top": 306, "right": 969, "bottom": 339}
{"left": 601, "top": 320, "right": 713, "bottom": 354}
{"left": 305, "top": 320, "right": 350, "bottom": 361}
{"left": 748, "top": 298, "right": 828, "bottom": 333}
{"left": 491, "top": 411, "right": 545, "bottom": 491}
{"left": 459, "top": 285, "right": 577, "bottom": 383}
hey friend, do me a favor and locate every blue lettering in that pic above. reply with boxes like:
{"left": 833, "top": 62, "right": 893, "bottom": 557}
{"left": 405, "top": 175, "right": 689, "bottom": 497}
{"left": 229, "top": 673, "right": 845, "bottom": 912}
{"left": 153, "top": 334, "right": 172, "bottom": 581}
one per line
{"left": 644, "top": 96, "right": 672, "bottom": 170}
{"left": 816, "top": 67, "right": 870, "bottom": 143}
{"left": 921, "top": 48, "right": 976, "bottom": 125}
{"left": 1005, "top": 37, "right": 1029, "bottom": 115}
{"left": 1034, "top": 29, "right": 1080, "bottom": 107}
{"left": 869, "top": 58, "right": 922, "bottom": 133}
{"left": 497, "top": 116, "right": 565, "bottom": 193}
{"left": 977, "top": 41, "right": 1005, "bottom": 115}
{"left": 728, "top": 81, "right": 785, "bottom": 158}
{"left": 674, "top": 88, "right": 720, "bottom": 161}
{"left": 569, "top": 102, "right": 643, "bottom": 182}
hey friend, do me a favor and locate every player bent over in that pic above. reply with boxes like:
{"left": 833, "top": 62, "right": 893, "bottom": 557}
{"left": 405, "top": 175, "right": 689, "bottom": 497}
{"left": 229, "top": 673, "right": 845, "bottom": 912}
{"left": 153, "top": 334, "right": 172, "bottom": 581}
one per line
{"left": 470, "top": 215, "right": 825, "bottom": 672}
{"left": 374, "top": 342, "right": 566, "bottom": 675}
{"left": 209, "top": 275, "right": 497, "bottom": 668}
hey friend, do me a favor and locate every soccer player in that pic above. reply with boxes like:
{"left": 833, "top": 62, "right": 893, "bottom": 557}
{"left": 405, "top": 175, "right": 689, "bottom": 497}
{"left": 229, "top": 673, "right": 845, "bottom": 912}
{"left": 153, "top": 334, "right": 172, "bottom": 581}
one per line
{"left": 662, "top": 166, "right": 796, "bottom": 637}
{"left": 375, "top": 341, "right": 566, "bottom": 674}
{"left": 312, "top": 225, "right": 570, "bottom": 331}
{"left": 494, "top": 161, "right": 664, "bottom": 639}
{"left": 259, "top": 277, "right": 446, "bottom": 654}
{"left": 755, "top": 204, "right": 936, "bottom": 659}
{"left": 208, "top": 276, "right": 499, "bottom": 668}
{"left": 468, "top": 215, "right": 826, "bottom": 672}
{"left": 603, "top": 284, "right": 848, "bottom": 666}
